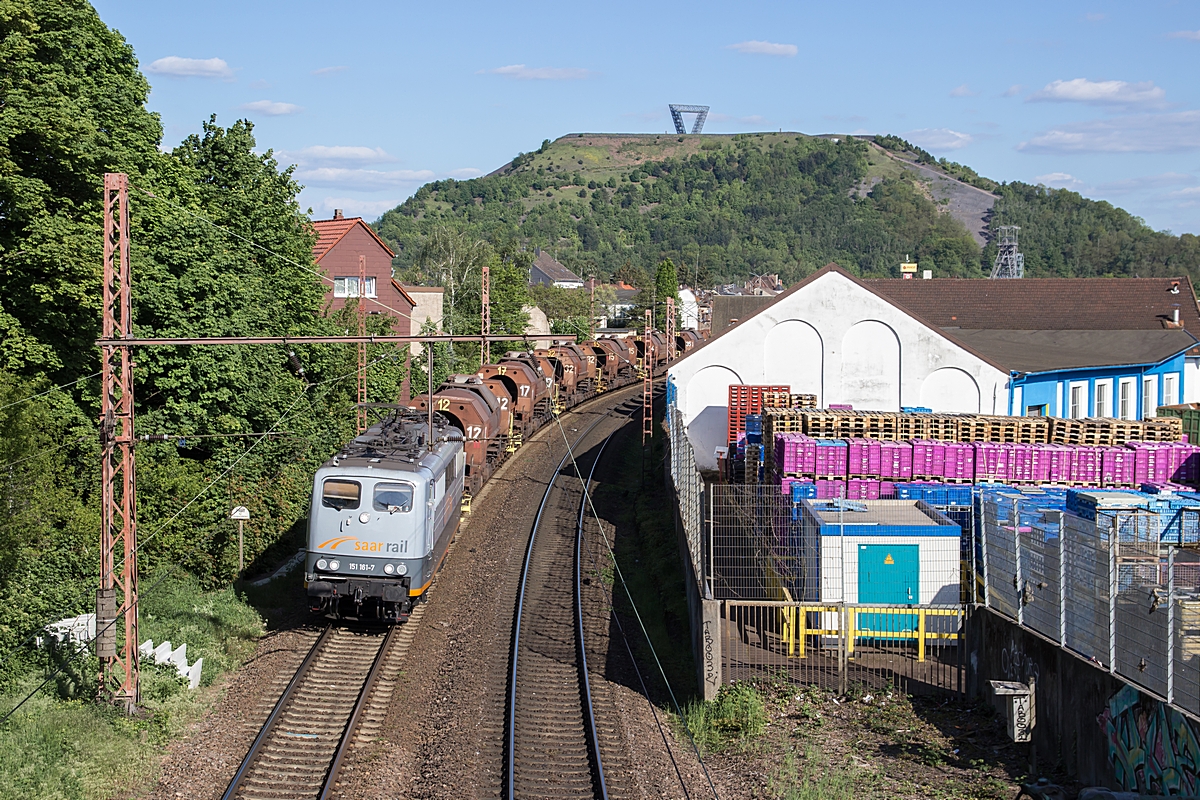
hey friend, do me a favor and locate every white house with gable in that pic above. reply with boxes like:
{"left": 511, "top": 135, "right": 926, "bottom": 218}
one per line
{"left": 669, "top": 264, "right": 1010, "bottom": 469}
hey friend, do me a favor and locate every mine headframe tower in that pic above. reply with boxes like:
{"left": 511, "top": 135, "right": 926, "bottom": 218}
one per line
{"left": 989, "top": 225, "right": 1025, "bottom": 279}
{"left": 669, "top": 104, "right": 710, "bottom": 135}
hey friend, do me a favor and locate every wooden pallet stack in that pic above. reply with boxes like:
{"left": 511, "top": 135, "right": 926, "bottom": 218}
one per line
{"left": 762, "top": 409, "right": 806, "bottom": 473}
{"left": 792, "top": 393, "right": 818, "bottom": 409}
{"left": 1145, "top": 416, "right": 1185, "bottom": 442}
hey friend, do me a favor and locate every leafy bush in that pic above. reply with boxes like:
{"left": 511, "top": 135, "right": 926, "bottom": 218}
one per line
{"left": 681, "top": 682, "right": 767, "bottom": 753}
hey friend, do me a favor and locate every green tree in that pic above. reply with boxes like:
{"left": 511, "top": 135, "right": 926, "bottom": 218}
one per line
{"left": 653, "top": 258, "right": 681, "bottom": 326}
{"left": 0, "top": 0, "right": 164, "bottom": 379}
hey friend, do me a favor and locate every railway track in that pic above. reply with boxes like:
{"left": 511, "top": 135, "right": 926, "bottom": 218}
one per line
{"left": 222, "top": 622, "right": 399, "bottom": 800}
{"left": 506, "top": 397, "right": 643, "bottom": 799}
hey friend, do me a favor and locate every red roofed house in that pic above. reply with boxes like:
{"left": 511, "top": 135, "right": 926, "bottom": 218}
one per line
{"left": 311, "top": 210, "right": 414, "bottom": 334}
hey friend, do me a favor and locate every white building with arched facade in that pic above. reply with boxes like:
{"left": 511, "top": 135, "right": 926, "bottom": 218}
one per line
{"left": 672, "top": 265, "right": 1009, "bottom": 468}
{"left": 670, "top": 265, "right": 1200, "bottom": 471}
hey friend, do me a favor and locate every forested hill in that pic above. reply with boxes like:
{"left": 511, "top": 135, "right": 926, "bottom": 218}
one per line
{"left": 374, "top": 133, "right": 1200, "bottom": 287}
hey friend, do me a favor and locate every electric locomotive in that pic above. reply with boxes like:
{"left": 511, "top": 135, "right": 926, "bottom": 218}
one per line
{"left": 305, "top": 409, "right": 464, "bottom": 620}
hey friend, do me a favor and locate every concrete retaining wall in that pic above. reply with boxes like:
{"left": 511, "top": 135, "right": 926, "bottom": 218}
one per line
{"left": 968, "top": 607, "right": 1200, "bottom": 793}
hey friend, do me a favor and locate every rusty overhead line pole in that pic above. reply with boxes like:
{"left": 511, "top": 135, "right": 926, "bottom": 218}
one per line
{"left": 98, "top": 172, "right": 139, "bottom": 710}
{"left": 95, "top": 173, "right": 574, "bottom": 710}
{"left": 481, "top": 264, "right": 490, "bottom": 367}
{"left": 643, "top": 309, "right": 653, "bottom": 445}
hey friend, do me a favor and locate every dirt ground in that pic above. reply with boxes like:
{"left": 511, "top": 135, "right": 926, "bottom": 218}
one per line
{"left": 690, "top": 680, "right": 1075, "bottom": 800}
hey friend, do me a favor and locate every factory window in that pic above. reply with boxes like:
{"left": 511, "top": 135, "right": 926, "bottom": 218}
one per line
{"left": 1069, "top": 383, "right": 1086, "bottom": 419}
{"left": 1025, "top": 404, "right": 1047, "bottom": 417}
{"left": 1094, "top": 380, "right": 1111, "bottom": 418}
{"left": 1143, "top": 376, "right": 1158, "bottom": 419}
{"left": 1119, "top": 378, "right": 1135, "bottom": 420}
{"left": 1164, "top": 373, "right": 1179, "bottom": 407}
{"left": 333, "top": 276, "right": 377, "bottom": 298}
{"left": 373, "top": 482, "right": 413, "bottom": 513}
{"left": 322, "top": 479, "right": 361, "bottom": 510}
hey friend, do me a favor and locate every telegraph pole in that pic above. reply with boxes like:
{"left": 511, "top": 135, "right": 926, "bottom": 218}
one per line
{"left": 98, "top": 173, "right": 139, "bottom": 710}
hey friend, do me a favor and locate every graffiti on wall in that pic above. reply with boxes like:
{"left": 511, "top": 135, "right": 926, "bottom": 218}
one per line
{"left": 1099, "top": 684, "right": 1200, "bottom": 794}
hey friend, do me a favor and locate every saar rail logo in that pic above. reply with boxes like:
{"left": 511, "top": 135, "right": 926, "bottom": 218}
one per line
{"left": 318, "top": 536, "right": 358, "bottom": 550}
{"left": 318, "top": 536, "right": 403, "bottom": 553}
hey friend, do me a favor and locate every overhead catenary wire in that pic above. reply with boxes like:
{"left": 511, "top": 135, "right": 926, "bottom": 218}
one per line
{"left": 1, "top": 343, "right": 406, "bottom": 677}
{"left": 0, "top": 371, "right": 102, "bottom": 413}
{"left": 130, "top": 185, "right": 420, "bottom": 326}
{"left": 553, "top": 402, "right": 721, "bottom": 800}
{"left": 574, "top": 414, "right": 694, "bottom": 799}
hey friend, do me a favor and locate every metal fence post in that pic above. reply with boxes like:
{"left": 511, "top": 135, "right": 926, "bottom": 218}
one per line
{"left": 707, "top": 484, "right": 715, "bottom": 599}
{"left": 1109, "top": 515, "right": 1118, "bottom": 674}
{"left": 1168, "top": 544, "right": 1176, "bottom": 705}
{"left": 1014, "top": 500, "right": 1024, "bottom": 627}
{"left": 1057, "top": 510, "right": 1067, "bottom": 646}
{"left": 980, "top": 493, "right": 990, "bottom": 609}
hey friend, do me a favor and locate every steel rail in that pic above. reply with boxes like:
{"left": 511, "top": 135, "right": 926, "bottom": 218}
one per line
{"left": 506, "top": 403, "right": 626, "bottom": 799}
{"left": 319, "top": 623, "right": 401, "bottom": 799}
{"left": 221, "top": 625, "right": 334, "bottom": 800}
{"left": 575, "top": 419, "right": 632, "bottom": 800}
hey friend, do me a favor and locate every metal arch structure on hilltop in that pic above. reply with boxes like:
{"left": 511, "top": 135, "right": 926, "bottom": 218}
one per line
{"left": 669, "top": 104, "right": 709, "bottom": 135}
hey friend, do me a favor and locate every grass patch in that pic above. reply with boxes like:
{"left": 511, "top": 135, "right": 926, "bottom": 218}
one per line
{"left": 769, "top": 747, "right": 862, "bottom": 800}
{"left": 0, "top": 571, "right": 266, "bottom": 799}
{"left": 681, "top": 682, "right": 767, "bottom": 754}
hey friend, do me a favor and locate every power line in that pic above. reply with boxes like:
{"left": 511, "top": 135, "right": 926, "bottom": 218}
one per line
{"left": 0, "top": 372, "right": 102, "bottom": 413}
{"left": 130, "top": 186, "right": 419, "bottom": 326}
{"left": 0, "top": 433, "right": 92, "bottom": 471}
{"left": 553, "top": 409, "right": 721, "bottom": 799}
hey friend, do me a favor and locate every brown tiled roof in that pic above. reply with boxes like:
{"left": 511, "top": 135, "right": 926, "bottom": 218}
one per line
{"left": 670, "top": 264, "right": 1200, "bottom": 373}
{"left": 532, "top": 251, "right": 582, "bottom": 283}
{"left": 310, "top": 217, "right": 395, "bottom": 262}
{"left": 389, "top": 279, "right": 417, "bottom": 307}
{"left": 863, "top": 276, "right": 1200, "bottom": 334}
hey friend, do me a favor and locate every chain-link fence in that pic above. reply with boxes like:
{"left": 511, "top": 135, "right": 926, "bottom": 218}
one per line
{"left": 666, "top": 404, "right": 704, "bottom": 594}
{"left": 977, "top": 496, "right": 1200, "bottom": 708}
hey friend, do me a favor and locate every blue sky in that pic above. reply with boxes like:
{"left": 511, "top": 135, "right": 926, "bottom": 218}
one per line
{"left": 94, "top": 0, "right": 1200, "bottom": 234}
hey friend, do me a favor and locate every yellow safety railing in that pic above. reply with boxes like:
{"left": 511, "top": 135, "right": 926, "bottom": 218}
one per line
{"left": 778, "top": 603, "right": 961, "bottom": 662}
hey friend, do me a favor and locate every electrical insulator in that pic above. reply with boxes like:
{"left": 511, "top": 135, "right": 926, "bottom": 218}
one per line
{"left": 287, "top": 350, "right": 307, "bottom": 380}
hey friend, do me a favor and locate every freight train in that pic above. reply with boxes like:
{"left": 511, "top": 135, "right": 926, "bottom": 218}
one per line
{"left": 304, "top": 329, "right": 699, "bottom": 620}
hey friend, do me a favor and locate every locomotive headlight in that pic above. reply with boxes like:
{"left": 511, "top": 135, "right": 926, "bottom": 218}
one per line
{"left": 383, "top": 563, "right": 395, "bottom": 575}
{"left": 358, "top": 512, "right": 371, "bottom": 524}
{"left": 329, "top": 559, "right": 341, "bottom": 571}
{"left": 316, "top": 559, "right": 328, "bottom": 570}
{"left": 395, "top": 562, "right": 407, "bottom": 576}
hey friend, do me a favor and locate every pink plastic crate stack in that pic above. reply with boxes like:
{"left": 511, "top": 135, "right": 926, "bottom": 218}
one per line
{"left": 879, "top": 440, "right": 913, "bottom": 479}
{"left": 774, "top": 433, "right": 817, "bottom": 475}
{"left": 769, "top": 432, "right": 1200, "bottom": 490}
{"left": 846, "top": 438, "right": 882, "bottom": 476}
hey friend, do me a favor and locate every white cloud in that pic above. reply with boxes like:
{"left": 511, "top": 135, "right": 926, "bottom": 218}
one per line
{"left": 281, "top": 145, "right": 395, "bottom": 166}
{"left": 1168, "top": 30, "right": 1200, "bottom": 41}
{"left": 1018, "top": 111, "right": 1200, "bottom": 153}
{"left": 1002, "top": 84, "right": 1023, "bottom": 97}
{"left": 319, "top": 197, "right": 402, "bottom": 217}
{"left": 1171, "top": 186, "right": 1200, "bottom": 197}
{"left": 312, "top": 65, "right": 348, "bottom": 75}
{"left": 949, "top": 84, "right": 976, "bottom": 98}
{"left": 447, "top": 168, "right": 483, "bottom": 179}
{"left": 1034, "top": 172, "right": 1084, "bottom": 188}
{"left": 296, "top": 167, "right": 435, "bottom": 189}
{"left": 906, "top": 128, "right": 973, "bottom": 150}
{"left": 146, "top": 56, "right": 233, "bottom": 79}
{"left": 481, "top": 64, "right": 592, "bottom": 80}
{"left": 240, "top": 100, "right": 304, "bottom": 116}
{"left": 1029, "top": 78, "right": 1166, "bottom": 106}
{"left": 725, "top": 40, "right": 798, "bottom": 57}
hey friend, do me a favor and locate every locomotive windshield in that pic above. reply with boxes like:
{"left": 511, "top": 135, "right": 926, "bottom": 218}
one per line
{"left": 373, "top": 482, "right": 414, "bottom": 513}
{"left": 322, "top": 479, "right": 361, "bottom": 510}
